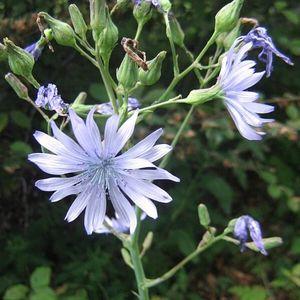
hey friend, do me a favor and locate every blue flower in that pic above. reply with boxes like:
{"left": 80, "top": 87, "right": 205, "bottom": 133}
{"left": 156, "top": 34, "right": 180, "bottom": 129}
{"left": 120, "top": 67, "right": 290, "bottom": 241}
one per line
{"left": 96, "top": 97, "right": 141, "bottom": 115}
{"left": 28, "top": 109, "right": 179, "bottom": 234}
{"left": 24, "top": 42, "right": 44, "bottom": 61}
{"left": 234, "top": 215, "right": 267, "bottom": 255}
{"left": 217, "top": 41, "right": 274, "bottom": 140}
{"left": 134, "top": 0, "right": 161, "bottom": 9}
{"left": 243, "top": 27, "right": 293, "bottom": 77}
{"left": 35, "top": 84, "right": 69, "bottom": 115}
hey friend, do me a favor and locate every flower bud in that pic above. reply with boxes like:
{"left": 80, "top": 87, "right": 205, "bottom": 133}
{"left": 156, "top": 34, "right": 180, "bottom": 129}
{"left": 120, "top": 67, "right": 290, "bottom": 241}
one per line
{"left": 181, "top": 85, "right": 221, "bottom": 105}
{"left": 5, "top": 73, "right": 29, "bottom": 100}
{"left": 117, "top": 54, "right": 138, "bottom": 91}
{"left": 0, "top": 42, "right": 7, "bottom": 62}
{"left": 223, "top": 22, "right": 241, "bottom": 50}
{"left": 97, "top": 8, "right": 119, "bottom": 64}
{"left": 89, "top": 0, "right": 106, "bottom": 40}
{"left": 160, "top": 0, "right": 172, "bottom": 12}
{"left": 198, "top": 204, "right": 211, "bottom": 228}
{"left": 214, "top": 0, "right": 244, "bottom": 34}
{"left": 68, "top": 4, "right": 88, "bottom": 40}
{"left": 138, "top": 51, "right": 166, "bottom": 85}
{"left": 4, "top": 38, "right": 39, "bottom": 88}
{"left": 167, "top": 13, "right": 185, "bottom": 48}
{"left": 133, "top": 0, "right": 152, "bottom": 26}
{"left": 38, "top": 12, "right": 77, "bottom": 48}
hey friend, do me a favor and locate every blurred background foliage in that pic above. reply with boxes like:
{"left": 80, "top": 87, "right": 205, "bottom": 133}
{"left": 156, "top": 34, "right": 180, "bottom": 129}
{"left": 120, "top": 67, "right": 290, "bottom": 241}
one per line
{"left": 0, "top": 0, "right": 300, "bottom": 299}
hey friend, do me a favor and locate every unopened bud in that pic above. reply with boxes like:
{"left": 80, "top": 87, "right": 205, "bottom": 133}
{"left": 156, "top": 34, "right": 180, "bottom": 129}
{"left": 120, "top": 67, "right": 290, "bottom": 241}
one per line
{"left": 97, "top": 8, "right": 119, "bottom": 64}
{"left": 89, "top": 0, "right": 106, "bottom": 40}
{"left": 5, "top": 73, "right": 29, "bottom": 100}
{"left": 160, "top": 0, "right": 172, "bottom": 12}
{"left": 74, "top": 92, "right": 87, "bottom": 105}
{"left": 38, "top": 12, "right": 77, "bottom": 48}
{"left": 142, "top": 231, "right": 154, "bottom": 252}
{"left": 117, "top": 54, "right": 138, "bottom": 90}
{"left": 4, "top": 38, "right": 39, "bottom": 88}
{"left": 167, "top": 14, "right": 185, "bottom": 48}
{"left": 0, "top": 43, "right": 7, "bottom": 62}
{"left": 69, "top": 4, "right": 88, "bottom": 40}
{"left": 133, "top": 0, "right": 152, "bottom": 26}
{"left": 223, "top": 22, "right": 241, "bottom": 50}
{"left": 198, "top": 204, "right": 211, "bottom": 228}
{"left": 138, "top": 51, "right": 166, "bottom": 85}
{"left": 181, "top": 85, "right": 221, "bottom": 105}
{"left": 214, "top": 0, "right": 244, "bottom": 34}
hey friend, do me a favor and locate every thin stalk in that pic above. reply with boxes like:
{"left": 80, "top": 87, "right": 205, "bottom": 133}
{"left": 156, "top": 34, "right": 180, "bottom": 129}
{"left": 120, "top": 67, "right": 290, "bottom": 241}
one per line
{"left": 25, "top": 97, "right": 50, "bottom": 122}
{"left": 159, "top": 105, "right": 195, "bottom": 169}
{"left": 74, "top": 44, "right": 99, "bottom": 68}
{"left": 129, "top": 208, "right": 149, "bottom": 300}
{"left": 164, "top": 13, "right": 179, "bottom": 76}
{"left": 156, "top": 32, "right": 218, "bottom": 103}
{"left": 95, "top": 47, "right": 119, "bottom": 114}
{"left": 134, "top": 22, "right": 144, "bottom": 40}
{"left": 145, "top": 234, "right": 224, "bottom": 288}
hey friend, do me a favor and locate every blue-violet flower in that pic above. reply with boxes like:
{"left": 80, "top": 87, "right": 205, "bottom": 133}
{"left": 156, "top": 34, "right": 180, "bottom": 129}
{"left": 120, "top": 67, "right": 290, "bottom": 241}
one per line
{"left": 25, "top": 42, "right": 44, "bottom": 61}
{"left": 28, "top": 109, "right": 179, "bottom": 234}
{"left": 35, "top": 83, "right": 69, "bottom": 115}
{"left": 234, "top": 215, "right": 267, "bottom": 255}
{"left": 217, "top": 41, "right": 274, "bottom": 140}
{"left": 96, "top": 97, "right": 140, "bottom": 115}
{"left": 243, "top": 27, "right": 293, "bottom": 77}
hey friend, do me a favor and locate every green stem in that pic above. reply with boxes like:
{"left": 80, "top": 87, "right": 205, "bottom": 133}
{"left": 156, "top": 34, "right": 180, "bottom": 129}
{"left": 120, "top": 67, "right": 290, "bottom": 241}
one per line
{"left": 95, "top": 47, "right": 119, "bottom": 114}
{"left": 25, "top": 97, "right": 50, "bottom": 122}
{"left": 156, "top": 32, "right": 218, "bottom": 103}
{"left": 129, "top": 208, "right": 149, "bottom": 300}
{"left": 134, "top": 22, "right": 144, "bottom": 40}
{"left": 75, "top": 44, "right": 98, "bottom": 68}
{"left": 164, "top": 13, "right": 179, "bottom": 76}
{"left": 159, "top": 105, "right": 195, "bottom": 169}
{"left": 145, "top": 234, "right": 224, "bottom": 288}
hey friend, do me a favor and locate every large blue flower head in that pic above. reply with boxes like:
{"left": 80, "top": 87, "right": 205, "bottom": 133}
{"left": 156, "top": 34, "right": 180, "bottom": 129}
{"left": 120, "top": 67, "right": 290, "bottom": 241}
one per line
{"left": 234, "top": 215, "right": 267, "bottom": 255}
{"left": 217, "top": 41, "right": 274, "bottom": 140}
{"left": 243, "top": 26, "right": 294, "bottom": 77}
{"left": 28, "top": 109, "right": 179, "bottom": 234}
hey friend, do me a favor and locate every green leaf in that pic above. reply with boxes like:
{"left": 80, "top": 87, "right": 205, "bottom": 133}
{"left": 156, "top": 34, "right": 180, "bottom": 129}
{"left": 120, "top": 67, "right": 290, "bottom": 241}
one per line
{"left": 229, "top": 285, "right": 267, "bottom": 300}
{"left": 30, "top": 266, "right": 51, "bottom": 291}
{"left": 88, "top": 83, "right": 108, "bottom": 101}
{"left": 0, "top": 113, "right": 8, "bottom": 132}
{"left": 201, "top": 174, "right": 234, "bottom": 214}
{"left": 260, "top": 171, "right": 277, "bottom": 184}
{"left": 172, "top": 229, "right": 196, "bottom": 256}
{"left": 10, "top": 141, "right": 33, "bottom": 157}
{"left": 10, "top": 110, "right": 31, "bottom": 129}
{"left": 4, "top": 284, "right": 29, "bottom": 300}
{"left": 267, "top": 184, "right": 282, "bottom": 199}
{"left": 286, "top": 104, "right": 299, "bottom": 120}
{"left": 29, "top": 287, "right": 57, "bottom": 300}
{"left": 291, "top": 237, "right": 300, "bottom": 255}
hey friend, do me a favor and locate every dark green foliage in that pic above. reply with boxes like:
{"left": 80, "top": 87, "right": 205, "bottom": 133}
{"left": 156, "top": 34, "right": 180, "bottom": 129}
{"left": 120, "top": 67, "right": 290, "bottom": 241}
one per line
{"left": 0, "top": 0, "right": 300, "bottom": 299}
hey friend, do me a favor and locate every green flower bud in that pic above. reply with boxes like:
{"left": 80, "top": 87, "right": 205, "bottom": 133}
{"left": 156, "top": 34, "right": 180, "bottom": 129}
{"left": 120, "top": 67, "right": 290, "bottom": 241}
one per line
{"left": 97, "top": 8, "right": 119, "bottom": 64}
{"left": 214, "top": 0, "right": 244, "bottom": 34}
{"left": 5, "top": 73, "right": 29, "bottom": 100}
{"left": 117, "top": 54, "right": 138, "bottom": 91}
{"left": 160, "top": 0, "right": 172, "bottom": 12}
{"left": 167, "top": 14, "right": 185, "bottom": 48}
{"left": 138, "top": 51, "right": 166, "bottom": 85}
{"left": 74, "top": 92, "right": 87, "bottom": 105}
{"left": 0, "top": 42, "right": 7, "bottom": 62}
{"left": 223, "top": 22, "right": 241, "bottom": 50}
{"left": 142, "top": 231, "right": 154, "bottom": 253}
{"left": 198, "top": 204, "right": 211, "bottom": 228}
{"left": 4, "top": 38, "right": 39, "bottom": 88}
{"left": 89, "top": 0, "right": 106, "bottom": 40}
{"left": 38, "top": 12, "right": 77, "bottom": 48}
{"left": 223, "top": 218, "right": 237, "bottom": 234}
{"left": 133, "top": 0, "right": 152, "bottom": 26}
{"left": 181, "top": 85, "right": 221, "bottom": 105}
{"left": 69, "top": 4, "right": 88, "bottom": 40}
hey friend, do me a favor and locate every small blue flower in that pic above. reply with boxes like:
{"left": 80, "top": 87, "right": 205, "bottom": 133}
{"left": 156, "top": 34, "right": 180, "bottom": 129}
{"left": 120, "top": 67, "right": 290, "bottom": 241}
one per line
{"left": 96, "top": 97, "right": 141, "bottom": 115}
{"left": 243, "top": 27, "right": 294, "bottom": 77}
{"left": 35, "top": 84, "right": 69, "bottom": 115}
{"left": 28, "top": 109, "right": 179, "bottom": 234}
{"left": 217, "top": 41, "right": 274, "bottom": 140}
{"left": 134, "top": 0, "right": 161, "bottom": 9}
{"left": 25, "top": 42, "right": 44, "bottom": 61}
{"left": 234, "top": 215, "right": 268, "bottom": 255}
